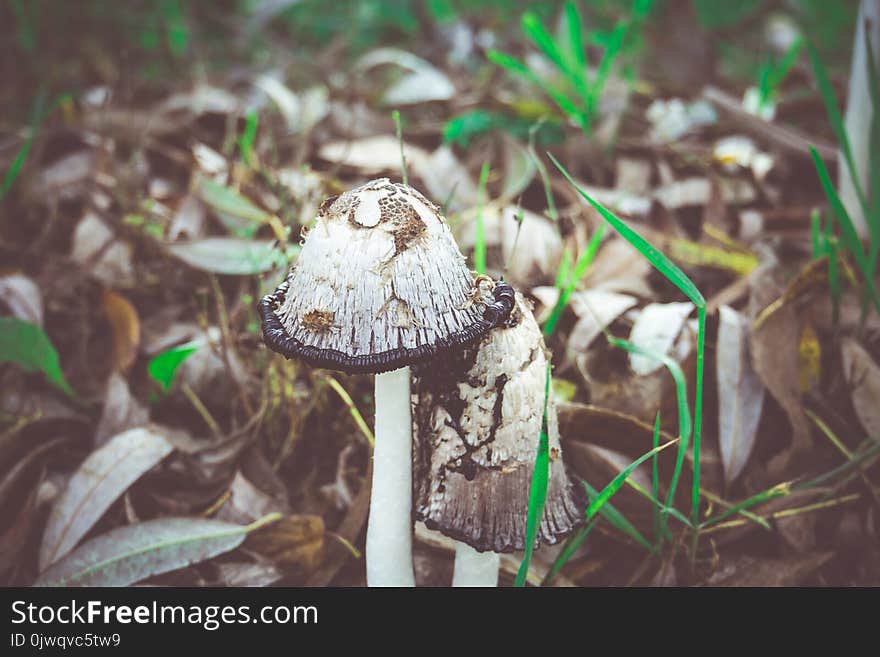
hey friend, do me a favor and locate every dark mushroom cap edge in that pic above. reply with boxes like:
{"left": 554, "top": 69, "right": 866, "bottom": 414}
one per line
{"left": 260, "top": 279, "right": 516, "bottom": 374}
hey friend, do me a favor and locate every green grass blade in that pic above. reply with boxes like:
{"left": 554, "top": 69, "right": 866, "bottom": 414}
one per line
{"left": 625, "top": 477, "right": 693, "bottom": 529}
{"left": 522, "top": 11, "right": 567, "bottom": 72}
{"left": 700, "top": 482, "right": 790, "bottom": 529}
{"left": 514, "top": 362, "right": 552, "bottom": 587}
{"left": 550, "top": 153, "right": 705, "bottom": 307}
{"left": 767, "top": 37, "right": 804, "bottom": 93}
{"left": 610, "top": 338, "right": 691, "bottom": 443}
{"left": 2, "top": 89, "right": 50, "bottom": 200}
{"left": 565, "top": 0, "right": 586, "bottom": 74}
{"left": 810, "top": 209, "right": 822, "bottom": 258}
{"left": 488, "top": 50, "right": 588, "bottom": 130}
{"left": 796, "top": 441, "right": 880, "bottom": 489}
{"left": 1, "top": 137, "right": 33, "bottom": 200}
{"left": 610, "top": 337, "right": 691, "bottom": 536}
{"left": 691, "top": 305, "right": 706, "bottom": 524}
{"left": 583, "top": 481, "right": 655, "bottom": 552}
{"left": 543, "top": 436, "right": 677, "bottom": 585}
{"left": 553, "top": 249, "right": 572, "bottom": 289}
{"left": 807, "top": 40, "right": 869, "bottom": 217}
{"left": 864, "top": 32, "right": 880, "bottom": 264}
{"left": 527, "top": 122, "right": 560, "bottom": 222}
{"left": 0, "top": 317, "right": 76, "bottom": 397}
{"left": 147, "top": 341, "right": 201, "bottom": 392}
{"left": 542, "top": 518, "right": 598, "bottom": 586}
{"left": 810, "top": 146, "right": 880, "bottom": 314}
{"left": 589, "top": 21, "right": 627, "bottom": 118}
{"left": 651, "top": 411, "right": 661, "bottom": 542}
{"left": 239, "top": 109, "right": 258, "bottom": 167}
{"left": 828, "top": 240, "right": 841, "bottom": 327}
{"left": 543, "top": 224, "right": 605, "bottom": 338}
{"left": 392, "top": 109, "right": 408, "bottom": 186}
{"left": 474, "top": 161, "right": 490, "bottom": 275}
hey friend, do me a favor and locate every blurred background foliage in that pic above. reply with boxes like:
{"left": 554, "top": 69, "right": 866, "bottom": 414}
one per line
{"left": 3, "top": 0, "right": 858, "bottom": 110}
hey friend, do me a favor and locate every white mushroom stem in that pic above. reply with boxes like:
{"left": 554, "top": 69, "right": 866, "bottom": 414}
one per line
{"left": 452, "top": 542, "right": 499, "bottom": 587}
{"left": 366, "top": 366, "right": 416, "bottom": 587}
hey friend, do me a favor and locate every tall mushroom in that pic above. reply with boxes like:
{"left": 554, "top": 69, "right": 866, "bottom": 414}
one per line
{"left": 259, "top": 178, "right": 514, "bottom": 586}
{"left": 413, "top": 289, "right": 582, "bottom": 585}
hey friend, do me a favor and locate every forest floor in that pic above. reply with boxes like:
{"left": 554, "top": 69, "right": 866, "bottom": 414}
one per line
{"left": 1, "top": 1, "right": 878, "bottom": 586}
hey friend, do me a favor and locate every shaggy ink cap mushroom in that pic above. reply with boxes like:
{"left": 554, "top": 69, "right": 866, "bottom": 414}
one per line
{"left": 413, "top": 291, "right": 582, "bottom": 554}
{"left": 260, "top": 178, "right": 515, "bottom": 372}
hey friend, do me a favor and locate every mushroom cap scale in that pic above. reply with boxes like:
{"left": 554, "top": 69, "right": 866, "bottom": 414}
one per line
{"left": 413, "top": 293, "right": 582, "bottom": 553}
{"left": 260, "top": 179, "right": 514, "bottom": 374}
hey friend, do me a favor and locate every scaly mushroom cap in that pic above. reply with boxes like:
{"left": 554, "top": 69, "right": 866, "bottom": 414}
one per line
{"left": 413, "top": 292, "right": 582, "bottom": 553}
{"left": 260, "top": 178, "right": 514, "bottom": 373}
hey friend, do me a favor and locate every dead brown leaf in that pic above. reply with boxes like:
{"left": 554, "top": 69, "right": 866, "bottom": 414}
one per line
{"left": 748, "top": 262, "right": 813, "bottom": 475}
{"left": 246, "top": 514, "right": 325, "bottom": 574}
{"left": 102, "top": 289, "right": 140, "bottom": 373}
{"left": 705, "top": 552, "right": 833, "bottom": 586}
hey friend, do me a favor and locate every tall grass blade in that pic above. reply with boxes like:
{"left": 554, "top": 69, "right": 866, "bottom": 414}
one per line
{"left": 807, "top": 40, "right": 869, "bottom": 217}
{"left": 810, "top": 146, "right": 880, "bottom": 314}
{"left": 543, "top": 436, "right": 677, "bottom": 585}
{"left": 543, "top": 224, "right": 605, "bottom": 338}
{"left": 474, "top": 162, "right": 490, "bottom": 274}
{"left": 392, "top": 109, "right": 408, "bottom": 185}
{"left": 549, "top": 153, "right": 705, "bottom": 307}
{"left": 583, "top": 481, "right": 655, "bottom": 552}
{"left": 514, "top": 362, "right": 552, "bottom": 587}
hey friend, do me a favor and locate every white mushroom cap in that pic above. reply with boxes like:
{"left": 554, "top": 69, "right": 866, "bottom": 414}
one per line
{"left": 261, "top": 178, "right": 514, "bottom": 373}
{"left": 413, "top": 292, "right": 582, "bottom": 553}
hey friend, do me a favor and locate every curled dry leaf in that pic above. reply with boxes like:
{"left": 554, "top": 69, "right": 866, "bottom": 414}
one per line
{"left": 101, "top": 289, "right": 140, "bottom": 373}
{"left": 459, "top": 205, "right": 562, "bottom": 285}
{"left": 0, "top": 272, "right": 43, "bottom": 326}
{"left": 581, "top": 237, "right": 653, "bottom": 298}
{"left": 356, "top": 47, "right": 455, "bottom": 105}
{"left": 246, "top": 515, "right": 325, "bottom": 573}
{"left": 28, "top": 151, "right": 96, "bottom": 202}
{"left": 705, "top": 552, "right": 832, "bottom": 587}
{"left": 716, "top": 305, "right": 765, "bottom": 485}
{"left": 748, "top": 262, "right": 812, "bottom": 473}
{"left": 628, "top": 301, "right": 694, "bottom": 375}
{"left": 254, "top": 74, "right": 329, "bottom": 134}
{"left": 841, "top": 338, "right": 880, "bottom": 441}
{"left": 166, "top": 238, "right": 280, "bottom": 275}
{"left": 569, "top": 181, "right": 652, "bottom": 217}
{"left": 413, "top": 145, "right": 478, "bottom": 211}
{"left": 318, "top": 135, "right": 430, "bottom": 175}
{"left": 95, "top": 372, "right": 149, "bottom": 448}
{"left": 39, "top": 427, "right": 173, "bottom": 571}
{"left": 36, "top": 516, "right": 265, "bottom": 587}
{"left": 168, "top": 193, "right": 206, "bottom": 241}
{"left": 530, "top": 286, "right": 560, "bottom": 324}
{"left": 0, "top": 483, "right": 40, "bottom": 580}
{"left": 215, "top": 562, "right": 283, "bottom": 587}
{"left": 615, "top": 158, "right": 652, "bottom": 195}
{"left": 500, "top": 206, "right": 561, "bottom": 286}
{"left": 192, "top": 143, "right": 228, "bottom": 177}
{"left": 567, "top": 290, "right": 638, "bottom": 353}
{"left": 653, "top": 177, "right": 755, "bottom": 210}
{"left": 215, "top": 471, "right": 290, "bottom": 525}
{"left": 499, "top": 136, "right": 536, "bottom": 202}
{"left": 159, "top": 84, "right": 239, "bottom": 115}
{"left": 70, "top": 211, "right": 135, "bottom": 287}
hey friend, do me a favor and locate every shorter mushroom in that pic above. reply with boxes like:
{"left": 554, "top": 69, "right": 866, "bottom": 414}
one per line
{"left": 413, "top": 287, "right": 581, "bottom": 585}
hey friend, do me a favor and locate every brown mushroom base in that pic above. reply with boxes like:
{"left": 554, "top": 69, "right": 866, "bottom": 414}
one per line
{"left": 412, "top": 293, "right": 583, "bottom": 553}
{"left": 260, "top": 280, "right": 515, "bottom": 375}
